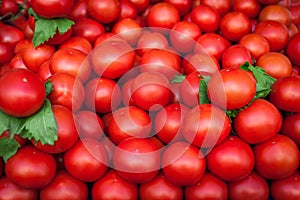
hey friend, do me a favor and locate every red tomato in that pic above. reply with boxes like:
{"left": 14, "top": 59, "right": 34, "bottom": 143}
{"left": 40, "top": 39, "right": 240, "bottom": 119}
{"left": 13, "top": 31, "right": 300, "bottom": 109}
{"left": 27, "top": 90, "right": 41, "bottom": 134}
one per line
{"left": 270, "top": 171, "right": 300, "bottom": 200}
{"left": 108, "top": 106, "right": 152, "bottom": 144}
{"left": 207, "top": 135, "right": 255, "bottom": 182}
{"left": 59, "top": 36, "right": 92, "bottom": 55}
{"left": 259, "top": 4, "right": 292, "bottom": 26}
{"left": 64, "top": 138, "right": 108, "bottom": 182}
{"left": 136, "top": 31, "right": 169, "bottom": 56}
{"left": 119, "top": 0, "right": 137, "bottom": 19}
{"left": 37, "top": 60, "right": 52, "bottom": 81}
{"left": 207, "top": 68, "right": 256, "bottom": 110}
{"left": 0, "top": 176, "right": 38, "bottom": 200}
{"left": 0, "top": 23, "right": 24, "bottom": 47}
{"left": 87, "top": 0, "right": 120, "bottom": 24}
{"left": 182, "top": 104, "right": 231, "bottom": 148}
{"left": 0, "top": 0, "right": 19, "bottom": 16}
{"left": 201, "top": 0, "right": 231, "bottom": 17}
{"left": 33, "top": 105, "right": 79, "bottom": 154}
{"left": 190, "top": 4, "right": 220, "bottom": 33}
{"left": 69, "top": 0, "right": 89, "bottom": 21}
{"left": 31, "top": 0, "right": 75, "bottom": 18}
{"left": 228, "top": 171, "right": 270, "bottom": 200}
{"left": 221, "top": 44, "right": 253, "bottom": 69}
{"left": 113, "top": 137, "right": 160, "bottom": 183}
{"left": 92, "top": 169, "right": 138, "bottom": 200}
{"left": 185, "top": 172, "right": 228, "bottom": 200}
{"left": 286, "top": 32, "right": 300, "bottom": 66}
{"left": 269, "top": 75, "right": 300, "bottom": 113}
{"left": 5, "top": 145, "right": 56, "bottom": 189}
{"left": 39, "top": 170, "right": 88, "bottom": 200}
{"left": 164, "top": 0, "right": 191, "bottom": 17}
{"left": 282, "top": 113, "right": 300, "bottom": 146}
{"left": 0, "top": 68, "right": 46, "bottom": 117}
{"left": 139, "top": 172, "right": 183, "bottom": 200}
{"left": 84, "top": 77, "right": 122, "bottom": 113}
{"left": 232, "top": 0, "right": 262, "bottom": 19}
{"left": 254, "top": 134, "right": 300, "bottom": 180}
{"left": 0, "top": 42, "right": 14, "bottom": 66}
{"left": 46, "top": 28, "right": 73, "bottom": 46}
{"left": 162, "top": 141, "right": 206, "bottom": 186}
{"left": 234, "top": 99, "right": 283, "bottom": 144}
{"left": 130, "top": 0, "right": 149, "bottom": 14}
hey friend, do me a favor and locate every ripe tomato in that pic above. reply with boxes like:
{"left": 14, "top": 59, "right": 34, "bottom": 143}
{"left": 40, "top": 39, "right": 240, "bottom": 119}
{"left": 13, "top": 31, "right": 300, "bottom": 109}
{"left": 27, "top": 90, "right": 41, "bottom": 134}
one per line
{"left": 0, "top": 42, "right": 14, "bottom": 66}
{"left": 0, "top": 0, "right": 19, "bottom": 16}
{"left": 119, "top": 0, "right": 137, "bottom": 20}
{"left": 234, "top": 99, "right": 283, "bottom": 144}
{"left": 162, "top": 141, "right": 206, "bottom": 186}
{"left": 5, "top": 145, "right": 56, "bottom": 189}
{"left": 139, "top": 172, "right": 183, "bottom": 200}
{"left": 207, "top": 68, "right": 256, "bottom": 110}
{"left": 254, "top": 134, "right": 300, "bottom": 180}
{"left": 39, "top": 170, "right": 88, "bottom": 200}
{"left": 221, "top": 44, "right": 253, "bottom": 69}
{"left": 232, "top": 0, "right": 262, "bottom": 19}
{"left": 0, "top": 23, "right": 24, "bottom": 47}
{"left": 113, "top": 137, "right": 160, "bottom": 183}
{"left": 37, "top": 60, "right": 52, "bottom": 81}
{"left": 201, "top": 0, "right": 231, "bottom": 17}
{"left": 282, "top": 113, "right": 300, "bottom": 146}
{"left": 207, "top": 135, "right": 255, "bottom": 182}
{"left": 92, "top": 169, "right": 138, "bottom": 200}
{"left": 59, "top": 36, "right": 92, "bottom": 55}
{"left": 31, "top": 0, "right": 75, "bottom": 18}
{"left": 228, "top": 171, "right": 270, "bottom": 200}
{"left": 269, "top": 75, "right": 300, "bottom": 113}
{"left": 69, "top": 0, "right": 88, "bottom": 21}
{"left": 0, "top": 176, "right": 38, "bottom": 200}
{"left": 259, "top": 4, "right": 292, "bottom": 26}
{"left": 87, "top": 0, "right": 120, "bottom": 24}
{"left": 286, "top": 32, "right": 300, "bottom": 66}
{"left": 0, "top": 68, "right": 46, "bottom": 117}
{"left": 64, "top": 138, "right": 108, "bottom": 182}
{"left": 185, "top": 172, "right": 228, "bottom": 200}
{"left": 136, "top": 31, "right": 169, "bottom": 56}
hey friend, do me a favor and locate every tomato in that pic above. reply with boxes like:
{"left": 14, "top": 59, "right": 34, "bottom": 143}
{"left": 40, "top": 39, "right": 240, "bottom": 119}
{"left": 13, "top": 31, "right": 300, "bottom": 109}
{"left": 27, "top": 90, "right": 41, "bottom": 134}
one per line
{"left": 228, "top": 171, "right": 270, "bottom": 200}
{"left": 201, "top": 0, "right": 231, "bottom": 17}
{"left": 33, "top": 105, "right": 79, "bottom": 154}
{"left": 87, "top": 0, "right": 120, "bottom": 24}
{"left": 5, "top": 145, "right": 56, "bottom": 189}
{"left": 37, "top": 60, "right": 52, "bottom": 81}
{"left": 91, "top": 39, "right": 136, "bottom": 79}
{"left": 113, "top": 137, "right": 160, "bottom": 183}
{"left": 258, "top": 0, "right": 280, "bottom": 5}
{"left": 49, "top": 47, "right": 90, "bottom": 83}
{"left": 108, "top": 106, "right": 152, "bottom": 144}
{"left": 282, "top": 113, "right": 300, "bottom": 146}
{"left": 64, "top": 138, "right": 108, "bottom": 182}
{"left": 0, "top": 176, "right": 38, "bottom": 200}
{"left": 131, "top": 71, "right": 172, "bottom": 111}
{"left": 256, "top": 52, "right": 292, "bottom": 78}
{"left": 146, "top": 2, "right": 180, "bottom": 29}
{"left": 270, "top": 171, "right": 300, "bottom": 200}
{"left": 259, "top": 4, "right": 292, "bottom": 26}
{"left": 0, "top": 130, "right": 28, "bottom": 147}
{"left": 185, "top": 172, "right": 228, "bottom": 200}
{"left": 136, "top": 31, "right": 169, "bottom": 56}
{"left": 69, "top": 0, "right": 89, "bottom": 21}
{"left": 239, "top": 33, "right": 270, "bottom": 60}
{"left": 207, "top": 135, "right": 255, "bottom": 182}
{"left": 234, "top": 99, "right": 283, "bottom": 144}
{"left": 269, "top": 75, "right": 300, "bottom": 113}
{"left": 221, "top": 44, "right": 253, "bottom": 69}
{"left": 286, "top": 32, "right": 300, "bottom": 66}
{"left": 0, "top": 24, "right": 24, "bottom": 47}
{"left": 84, "top": 77, "right": 122, "bottom": 113}
{"left": 139, "top": 172, "right": 183, "bottom": 200}
{"left": 0, "top": 42, "right": 14, "bottom": 66}
{"left": 92, "top": 169, "right": 138, "bottom": 200}
{"left": 0, "top": 68, "right": 46, "bottom": 117}
{"left": 130, "top": 0, "right": 149, "bottom": 14}
{"left": 254, "top": 134, "right": 300, "bottom": 180}
{"left": 232, "top": 0, "right": 262, "bottom": 19}
{"left": 59, "top": 36, "right": 92, "bottom": 55}
{"left": 119, "top": 0, "right": 137, "bottom": 19}
{"left": 39, "top": 170, "right": 88, "bottom": 200}
{"left": 207, "top": 68, "right": 256, "bottom": 110}
{"left": 47, "top": 73, "right": 85, "bottom": 112}
{"left": 0, "top": 0, "right": 19, "bottom": 17}
{"left": 254, "top": 20, "right": 289, "bottom": 52}
{"left": 220, "top": 11, "right": 252, "bottom": 42}
{"left": 190, "top": 4, "right": 220, "bottom": 33}
{"left": 46, "top": 28, "right": 73, "bottom": 46}
{"left": 31, "top": 0, "right": 75, "bottom": 18}
{"left": 22, "top": 42, "right": 56, "bottom": 73}
{"left": 178, "top": 71, "right": 201, "bottom": 107}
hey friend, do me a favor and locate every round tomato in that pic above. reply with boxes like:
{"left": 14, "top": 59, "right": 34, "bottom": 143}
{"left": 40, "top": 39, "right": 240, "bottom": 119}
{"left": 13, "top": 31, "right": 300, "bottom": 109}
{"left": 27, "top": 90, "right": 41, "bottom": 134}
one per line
{"left": 232, "top": 0, "right": 262, "bottom": 19}
{"left": 0, "top": 68, "right": 46, "bottom": 117}
{"left": 0, "top": 0, "right": 19, "bottom": 16}
{"left": 0, "top": 42, "right": 14, "bottom": 66}
{"left": 0, "top": 23, "right": 24, "bottom": 47}
{"left": 69, "top": 0, "right": 88, "bottom": 21}
{"left": 87, "top": 0, "right": 120, "bottom": 24}
{"left": 37, "top": 60, "right": 52, "bottom": 81}
{"left": 136, "top": 31, "right": 169, "bottom": 56}
{"left": 5, "top": 145, "right": 56, "bottom": 189}
{"left": 258, "top": 4, "right": 292, "bottom": 26}
{"left": 282, "top": 113, "right": 300, "bottom": 146}
{"left": 59, "top": 36, "right": 92, "bottom": 55}
{"left": 31, "top": 0, "right": 75, "bottom": 18}
{"left": 179, "top": 71, "right": 202, "bottom": 107}
{"left": 286, "top": 32, "right": 300, "bottom": 66}
{"left": 201, "top": 0, "right": 231, "bottom": 17}
{"left": 221, "top": 44, "right": 253, "bottom": 69}
{"left": 118, "top": 0, "right": 137, "bottom": 20}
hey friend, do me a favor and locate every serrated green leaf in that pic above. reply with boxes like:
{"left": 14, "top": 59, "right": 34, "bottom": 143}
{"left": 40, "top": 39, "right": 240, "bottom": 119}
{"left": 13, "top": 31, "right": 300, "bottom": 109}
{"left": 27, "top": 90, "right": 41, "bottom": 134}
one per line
{"left": 199, "top": 76, "right": 211, "bottom": 104}
{"left": 0, "top": 110, "right": 26, "bottom": 135}
{"left": 0, "top": 137, "right": 20, "bottom": 162}
{"left": 171, "top": 75, "right": 186, "bottom": 83}
{"left": 23, "top": 99, "right": 58, "bottom": 145}
{"left": 55, "top": 18, "right": 74, "bottom": 34}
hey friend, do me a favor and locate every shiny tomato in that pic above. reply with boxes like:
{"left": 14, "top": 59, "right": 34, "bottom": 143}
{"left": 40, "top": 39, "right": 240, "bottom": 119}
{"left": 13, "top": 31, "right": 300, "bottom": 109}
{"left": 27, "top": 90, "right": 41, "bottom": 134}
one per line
{"left": 118, "top": 0, "right": 137, "bottom": 19}
{"left": 87, "top": 0, "right": 120, "bottom": 24}
{"left": 259, "top": 4, "right": 292, "bottom": 26}
{"left": 30, "top": 0, "right": 75, "bottom": 18}
{"left": 164, "top": 0, "right": 191, "bottom": 16}
{"left": 221, "top": 44, "right": 253, "bottom": 69}
{"left": 0, "top": 0, "right": 19, "bottom": 16}
{"left": 201, "top": 0, "right": 231, "bottom": 17}
{"left": 59, "top": 36, "right": 92, "bottom": 55}
{"left": 0, "top": 23, "right": 24, "bottom": 47}
{"left": 136, "top": 31, "right": 169, "bottom": 56}
{"left": 69, "top": 0, "right": 88, "bottom": 21}
{"left": 179, "top": 71, "right": 201, "bottom": 107}
{"left": 282, "top": 113, "right": 300, "bottom": 146}
{"left": 0, "top": 42, "right": 14, "bottom": 66}
{"left": 37, "top": 60, "right": 52, "bottom": 81}
{"left": 286, "top": 32, "right": 300, "bottom": 66}
{"left": 232, "top": 0, "right": 262, "bottom": 19}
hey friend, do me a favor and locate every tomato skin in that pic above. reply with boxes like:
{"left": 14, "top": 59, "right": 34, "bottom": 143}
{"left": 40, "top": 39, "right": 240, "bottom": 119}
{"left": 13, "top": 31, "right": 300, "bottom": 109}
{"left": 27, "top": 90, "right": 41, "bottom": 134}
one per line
{"left": 232, "top": 0, "right": 262, "bottom": 19}
{"left": 136, "top": 31, "right": 169, "bottom": 56}
{"left": 259, "top": 4, "right": 292, "bottom": 26}
{"left": 234, "top": 99, "right": 283, "bottom": 144}
{"left": 5, "top": 145, "right": 56, "bottom": 189}
{"left": 88, "top": 0, "right": 120, "bottom": 24}
{"left": 201, "top": 0, "right": 231, "bottom": 17}
{"left": 0, "top": 176, "right": 38, "bottom": 200}
{"left": 0, "top": 0, "right": 19, "bottom": 16}
{"left": 270, "top": 171, "right": 300, "bottom": 200}
{"left": 269, "top": 75, "right": 300, "bottom": 113}
{"left": 228, "top": 171, "right": 270, "bottom": 200}
{"left": 0, "top": 24, "right": 24, "bottom": 47}
{"left": 0, "top": 42, "right": 14, "bottom": 66}
{"left": 221, "top": 44, "right": 253, "bottom": 69}
{"left": 59, "top": 36, "right": 92, "bottom": 55}
{"left": 162, "top": 141, "right": 206, "bottom": 186}
{"left": 254, "top": 134, "right": 300, "bottom": 180}
{"left": 64, "top": 138, "right": 108, "bottom": 182}
{"left": 119, "top": 0, "right": 137, "bottom": 19}
{"left": 92, "top": 169, "right": 138, "bottom": 200}
{"left": 39, "top": 170, "right": 88, "bottom": 200}
{"left": 282, "top": 113, "right": 300, "bottom": 146}
{"left": 0, "top": 68, "right": 46, "bottom": 117}
{"left": 69, "top": 0, "right": 89, "bottom": 22}
{"left": 286, "top": 32, "right": 300, "bottom": 66}
{"left": 185, "top": 172, "right": 228, "bottom": 200}
{"left": 139, "top": 172, "right": 183, "bottom": 200}
{"left": 31, "top": 0, "right": 75, "bottom": 18}
{"left": 207, "top": 136, "right": 255, "bottom": 182}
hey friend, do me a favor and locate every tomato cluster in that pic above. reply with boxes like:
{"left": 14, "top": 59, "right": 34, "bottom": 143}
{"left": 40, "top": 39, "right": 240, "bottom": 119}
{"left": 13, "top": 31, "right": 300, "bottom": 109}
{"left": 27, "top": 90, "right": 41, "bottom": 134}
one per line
{"left": 1, "top": 0, "right": 300, "bottom": 199}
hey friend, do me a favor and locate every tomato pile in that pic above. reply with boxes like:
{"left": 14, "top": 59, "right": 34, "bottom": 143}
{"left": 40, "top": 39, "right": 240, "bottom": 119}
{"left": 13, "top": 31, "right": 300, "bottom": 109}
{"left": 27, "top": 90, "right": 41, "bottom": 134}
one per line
{"left": 1, "top": 0, "right": 300, "bottom": 199}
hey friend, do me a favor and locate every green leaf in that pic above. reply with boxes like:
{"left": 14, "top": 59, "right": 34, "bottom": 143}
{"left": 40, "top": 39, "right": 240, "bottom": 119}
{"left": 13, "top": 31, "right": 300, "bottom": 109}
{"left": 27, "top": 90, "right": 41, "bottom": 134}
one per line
{"left": 0, "top": 111, "right": 10, "bottom": 134}
{"left": 171, "top": 75, "right": 186, "bottom": 83}
{"left": 199, "top": 76, "right": 211, "bottom": 104}
{"left": 0, "top": 137, "right": 20, "bottom": 162}
{"left": 45, "top": 80, "right": 53, "bottom": 96}
{"left": 0, "top": 110, "right": 26, "bottom": 135}
{"left": 23, "top": 99, "right": 58, "bottom": 145}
